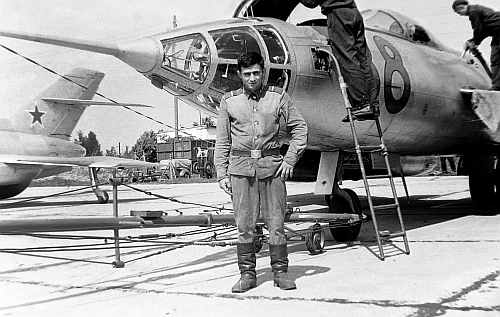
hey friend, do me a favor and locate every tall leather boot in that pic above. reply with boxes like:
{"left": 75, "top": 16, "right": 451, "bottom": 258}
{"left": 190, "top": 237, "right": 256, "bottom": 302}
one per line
{"left": 269, "top": 244, "right": 297, "bottom": 290}
{"left": 231, "top": 243, "right": 257, "bottom": 293}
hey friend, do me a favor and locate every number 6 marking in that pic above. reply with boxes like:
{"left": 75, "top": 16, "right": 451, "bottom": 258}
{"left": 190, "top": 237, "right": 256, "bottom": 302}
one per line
{"left": 373, "top": 36, "right": 411, "bottom": 114}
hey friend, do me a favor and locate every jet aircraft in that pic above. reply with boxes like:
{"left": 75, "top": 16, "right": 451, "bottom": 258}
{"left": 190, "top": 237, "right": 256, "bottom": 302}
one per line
{"left": 0, "top": 67, "right": 160, "bottom": 203}
{"left": 0, "top": 0, "right": 498, "bottom": 212}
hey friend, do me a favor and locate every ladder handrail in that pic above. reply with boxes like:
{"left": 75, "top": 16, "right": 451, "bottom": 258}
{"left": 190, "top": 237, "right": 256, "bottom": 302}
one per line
{"left": 316, "top": 47, "right": 410, "bottom": 260}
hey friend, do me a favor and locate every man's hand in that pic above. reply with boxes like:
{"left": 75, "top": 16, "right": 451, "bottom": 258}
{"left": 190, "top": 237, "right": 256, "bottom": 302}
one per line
{"left": 275, "top": 161, "right": 294, "bottom": 180}
{"left": 465, "top": 39, "right": 477, "bottom": 50}
{"left": 218, "top": 177, "right": 232, "bottom": 195}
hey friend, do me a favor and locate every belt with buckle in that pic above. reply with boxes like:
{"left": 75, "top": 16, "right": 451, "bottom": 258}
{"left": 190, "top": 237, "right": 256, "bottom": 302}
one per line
{"left": 231, "top": 148, "right": 280, "bottom": 158}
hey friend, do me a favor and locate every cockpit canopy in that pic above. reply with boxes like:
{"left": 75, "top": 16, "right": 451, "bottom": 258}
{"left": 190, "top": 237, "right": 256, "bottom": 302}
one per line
{"left": 157, "top": 21, "right": 292, "bottom": 115}
{"left": 162, "top": 34, "right": 210, "bottom": 85}
{"left": 155, "top": 1, "right": 453, "bottom": 117}
{"left": 233, "top": 1, "right": 449, "bottom": 51}
{"left": 361, "top": 9, "right": 448, "bottom": 50}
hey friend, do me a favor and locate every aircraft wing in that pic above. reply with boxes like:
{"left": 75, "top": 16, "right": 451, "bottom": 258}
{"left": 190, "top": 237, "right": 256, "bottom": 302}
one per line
{"left": 0, "top": 155, "right": 162, "bottom": 169}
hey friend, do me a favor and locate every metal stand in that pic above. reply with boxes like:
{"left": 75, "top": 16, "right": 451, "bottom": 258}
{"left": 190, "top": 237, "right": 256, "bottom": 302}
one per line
{"left": 111, "top": 173, "right": 125, "bottom": 268}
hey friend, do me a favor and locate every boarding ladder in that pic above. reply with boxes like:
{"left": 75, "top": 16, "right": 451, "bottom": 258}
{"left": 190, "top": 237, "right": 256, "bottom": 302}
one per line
{"left": 318, "top": 48, "right": 410, "bottom": 260}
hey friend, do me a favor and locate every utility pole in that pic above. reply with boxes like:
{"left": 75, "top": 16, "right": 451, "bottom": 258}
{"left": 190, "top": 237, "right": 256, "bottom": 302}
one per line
{"left": 174, "top": 97, "right": 179, "bottom": 138}
{"left": 173, "top": 15, "right": 179, "bottom": 138}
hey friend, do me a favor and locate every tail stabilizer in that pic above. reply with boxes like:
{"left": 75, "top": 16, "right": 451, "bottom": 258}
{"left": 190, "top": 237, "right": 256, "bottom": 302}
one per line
{"left": 41, "top": 98, "right": 152, "bottom": 108}
{"left": 9, "top": 68, "right": 104, "bottom": 140}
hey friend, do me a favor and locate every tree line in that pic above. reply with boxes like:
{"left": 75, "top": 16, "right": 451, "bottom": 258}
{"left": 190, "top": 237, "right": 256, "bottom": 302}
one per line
{"left": 75, "top": 130, "right": 157, "bottom": 162}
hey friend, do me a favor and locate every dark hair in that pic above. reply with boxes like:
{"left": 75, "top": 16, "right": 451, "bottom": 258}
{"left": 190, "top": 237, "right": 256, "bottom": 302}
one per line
{"left": 237, "top": 52, "right": 264, "bottom": 71}
{"left": 452, "top": 0, "right": 468, "bottom": 9}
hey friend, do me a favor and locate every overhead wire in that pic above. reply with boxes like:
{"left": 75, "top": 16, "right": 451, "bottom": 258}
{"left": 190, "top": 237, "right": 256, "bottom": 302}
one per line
{"left": 0, "top": 250, "right": 110, "bottom": 265}
{"left": 124, "top": 226, "right": 238, "bottom": 264}
{"left": 0, "top": 12, "right": 280, "bottom": 266}
{"left": 0, "top": 42, "right": 236, "bottom": 265}
{"left": 122, "top": 182, "right": 233, "bottom": 212}
{"left": 0, "top": 42, "right": 198, "bottom": 139}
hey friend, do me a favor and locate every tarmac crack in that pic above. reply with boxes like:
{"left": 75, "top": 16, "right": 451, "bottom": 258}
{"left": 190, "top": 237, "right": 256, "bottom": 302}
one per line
{"left": 408, "top": 270, "right": 500, "bottom": 317}
{"left": 406, "top": 240, "right": 500, "bottom": 243}
{"left": 1, "top": 276, "right": 498, "bottom": 314}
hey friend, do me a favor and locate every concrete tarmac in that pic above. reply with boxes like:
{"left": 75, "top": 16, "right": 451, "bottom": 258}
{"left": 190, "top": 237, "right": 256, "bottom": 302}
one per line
{"left": 0, "top": 176, "right": 499, "bottom": 317}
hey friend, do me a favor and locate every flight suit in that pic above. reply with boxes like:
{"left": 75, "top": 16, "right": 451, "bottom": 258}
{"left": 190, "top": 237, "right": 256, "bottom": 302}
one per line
{"left": 301, "top": 0, "right": 379, "bottom": 109}
{"left": 215, "top": 86, "right": 308, "bottom": 245}
{"left": 466, "top": 4, "right": 500, "bottom": 90}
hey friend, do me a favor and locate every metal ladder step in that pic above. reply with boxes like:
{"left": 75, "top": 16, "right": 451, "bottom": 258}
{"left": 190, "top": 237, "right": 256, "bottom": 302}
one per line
{"left": 359, "top": 145, "right": 383, "bottom": 152}
{"left": 379, "top": 230, "right": 406, "bottom": 239}
{"left": 366, "top": 174, "right": 391, "bottom": 180}
{"left": 373, "top": 203, "right": 399, "bottom": 211}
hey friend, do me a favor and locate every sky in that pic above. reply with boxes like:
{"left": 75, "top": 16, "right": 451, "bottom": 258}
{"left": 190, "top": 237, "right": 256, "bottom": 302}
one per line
{"left": 0, "top": 0, "right": 498, "bottom": 152}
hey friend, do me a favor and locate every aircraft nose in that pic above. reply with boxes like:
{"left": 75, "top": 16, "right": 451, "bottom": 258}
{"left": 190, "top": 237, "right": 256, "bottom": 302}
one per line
{"left": 148, "top": 33, "right": 213, "bottom": 98}
{"left": 0, "top": 29, "right": 163, "bottom": 74}
{"left": 116, "top": 37, "right": 163, "bottom": 74}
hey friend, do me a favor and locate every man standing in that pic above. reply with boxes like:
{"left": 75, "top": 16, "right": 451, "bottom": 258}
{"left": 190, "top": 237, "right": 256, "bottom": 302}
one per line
{"left": 453, "top": 1, "right": 500, "bottom": 91}
{"left": 300, "top": 0, "right": 380, "bottom": 122}
{"left": 215, "top": 52, "right": 307, "bottom": 293}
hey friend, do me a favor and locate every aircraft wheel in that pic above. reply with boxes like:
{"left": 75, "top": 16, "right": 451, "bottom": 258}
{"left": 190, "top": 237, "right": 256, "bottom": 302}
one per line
{"left": 329, "top": 188, "right": 362, "bottom": 242}
{"left": 469, "top": 155, "right": 495, "bottom": 207}
{"left": 253, "top": 225, "right": 264, "bottom": 253}
{"left": 97, "top": 191, "right": 109, "bottom": 204}
{"left": 305, "top": 223, "right": 325, "bottom": 255}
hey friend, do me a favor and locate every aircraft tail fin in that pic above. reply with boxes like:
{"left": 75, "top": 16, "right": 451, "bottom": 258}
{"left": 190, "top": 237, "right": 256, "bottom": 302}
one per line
{"left": 9, "top": 68, "right": 104, "bottom": 139}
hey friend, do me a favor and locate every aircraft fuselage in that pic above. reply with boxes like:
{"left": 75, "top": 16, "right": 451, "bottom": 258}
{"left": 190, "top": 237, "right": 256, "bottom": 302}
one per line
{"left": 1, "top": 12, "right": 495, "bottom": 156}
{"left": 0, "top": 130, "right": 85, "bottom": 186}
{"left": 139, "top": 15, "right": 495, "bottom": 156}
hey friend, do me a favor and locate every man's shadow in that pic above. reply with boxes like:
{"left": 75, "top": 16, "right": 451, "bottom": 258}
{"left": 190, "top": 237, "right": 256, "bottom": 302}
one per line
{"left": 253, "top": 242, "right": 331, "bottom": 287}
{"left": 255, "top": 264, "right": 330, "bottom": 287}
